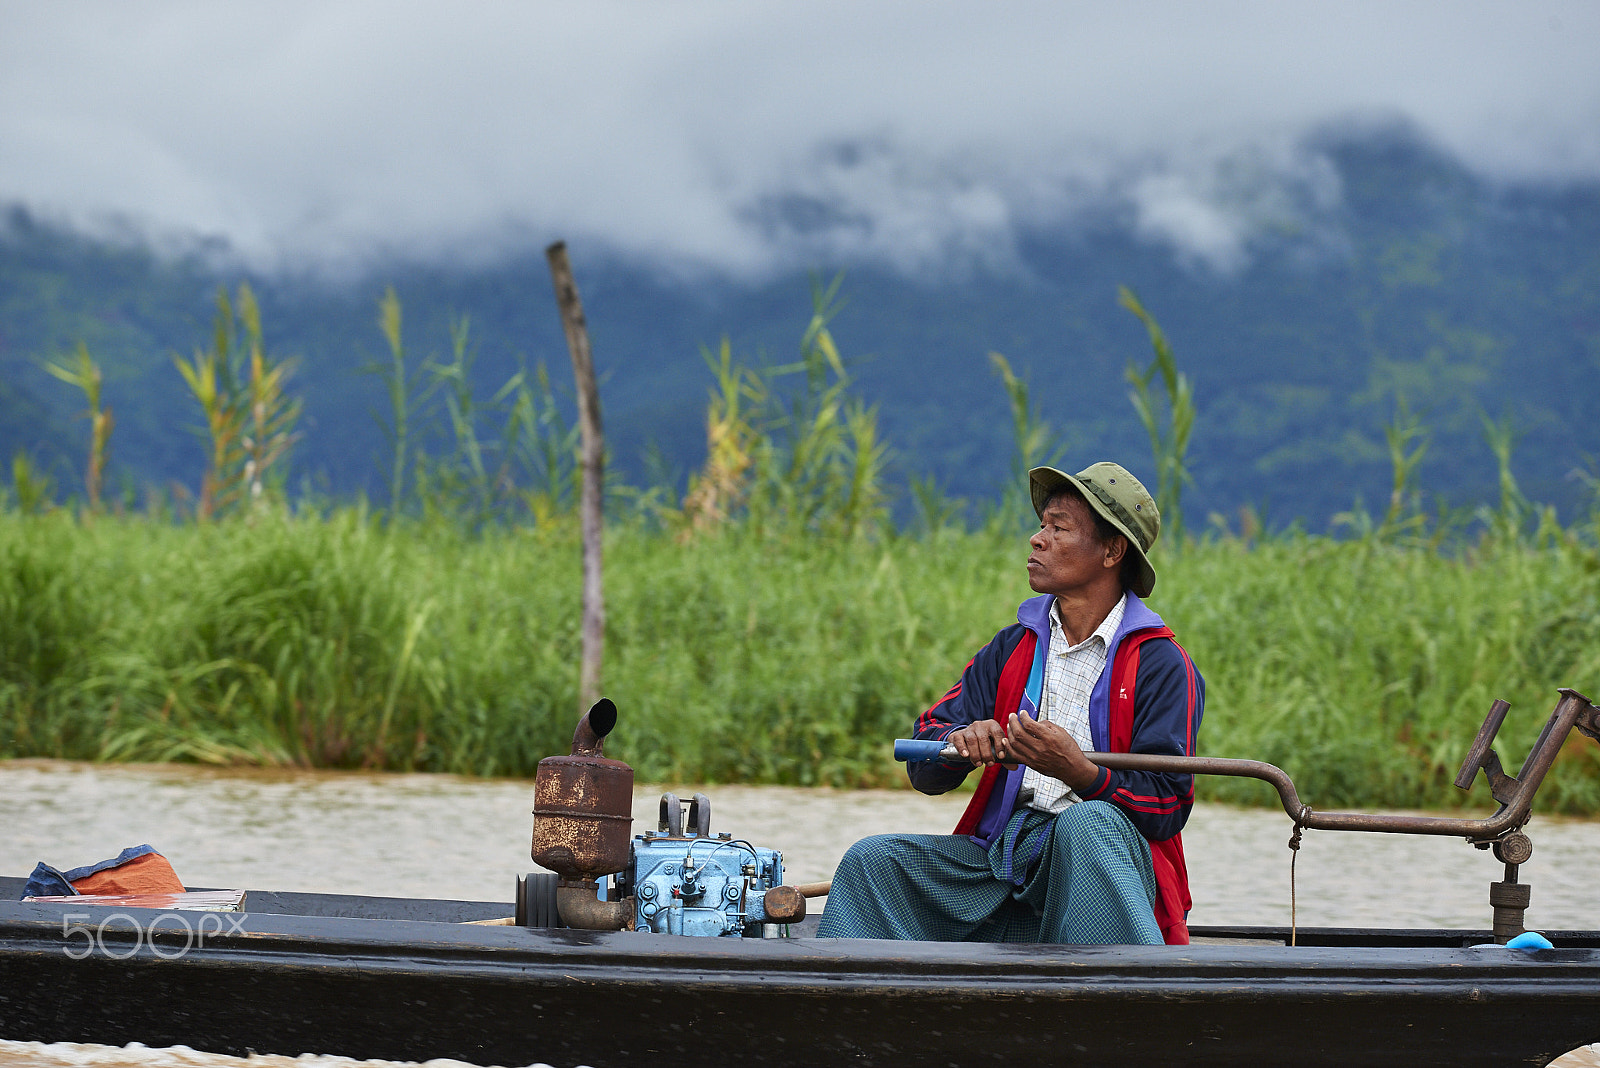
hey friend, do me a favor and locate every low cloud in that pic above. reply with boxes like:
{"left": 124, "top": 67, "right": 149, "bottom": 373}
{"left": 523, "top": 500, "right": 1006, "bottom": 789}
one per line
{"left": 1, "top": 0, "right": 1596, "bottom": 277}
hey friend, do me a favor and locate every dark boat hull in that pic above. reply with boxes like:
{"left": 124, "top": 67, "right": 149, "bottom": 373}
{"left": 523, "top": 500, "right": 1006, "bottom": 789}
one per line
{"left": 1, "top": 885, "right": 1597, "bottom": 1068}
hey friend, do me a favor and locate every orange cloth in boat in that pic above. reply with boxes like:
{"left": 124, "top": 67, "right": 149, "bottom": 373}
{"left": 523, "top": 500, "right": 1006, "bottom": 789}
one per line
{"left": 70, "top": 851, "right": 185, "bottom": 895}
{"left": 20, "top": 844, "right": 186, "bottom": 899}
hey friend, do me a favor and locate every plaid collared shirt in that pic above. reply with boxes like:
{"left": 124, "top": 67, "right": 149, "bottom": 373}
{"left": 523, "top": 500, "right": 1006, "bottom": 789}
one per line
{"left": 1022, "top": 593, "right": 1126, "bottom": 814}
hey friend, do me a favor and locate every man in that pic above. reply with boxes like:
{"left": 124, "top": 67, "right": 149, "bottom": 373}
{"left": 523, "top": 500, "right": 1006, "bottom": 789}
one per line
{"left": 817, "top": 461, "right": 1203, "bottom": 945}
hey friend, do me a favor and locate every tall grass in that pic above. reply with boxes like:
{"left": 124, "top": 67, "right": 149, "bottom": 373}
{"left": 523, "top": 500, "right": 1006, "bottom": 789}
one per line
{"left": 173, "top": 285, "right": 301, "bottom": 518}
{"left": 677, "top": 277, "right": 890, "bottom": 540}
{"left": 365, "top": 289, "right": 580, "bottom": 528}
{"left": 1120, "top": 286, "right": 1196, "bottom": 545}
{"left": 43, "top": 343, "right": 112, "bottom": 515}
{"left": 0, "top": 506, "right": 1596, "bottom": 811}
{"left": 986, "top": 351, "right": 1066, "bottom": 530}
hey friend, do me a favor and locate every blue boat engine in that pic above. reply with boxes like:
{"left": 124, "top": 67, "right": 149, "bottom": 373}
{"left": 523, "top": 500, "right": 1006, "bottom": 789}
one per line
{"left": 523, "top": 700, "right": 806, "bottom": 935}
{"left": 612, "top": 792, "right": 806, "bottom": 936}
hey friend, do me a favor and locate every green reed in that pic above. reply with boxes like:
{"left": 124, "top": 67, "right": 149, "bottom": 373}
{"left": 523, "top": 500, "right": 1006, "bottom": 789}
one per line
{"left": 0, "top": 506, "right": 1596, "bottom": 813}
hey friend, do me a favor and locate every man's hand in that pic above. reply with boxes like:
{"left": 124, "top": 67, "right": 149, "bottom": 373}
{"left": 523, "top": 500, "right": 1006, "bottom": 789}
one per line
{"left": 997, "top": 712, "right": 1101, "bottom": 792}
{"left": 946, "top": 720, "right": 1015, "bottom": 767}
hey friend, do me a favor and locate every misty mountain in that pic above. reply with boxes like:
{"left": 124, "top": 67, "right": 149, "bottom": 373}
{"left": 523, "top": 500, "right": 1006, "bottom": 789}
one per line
{"left": 2, "top": 128, "right": 1597, "bottom": 529}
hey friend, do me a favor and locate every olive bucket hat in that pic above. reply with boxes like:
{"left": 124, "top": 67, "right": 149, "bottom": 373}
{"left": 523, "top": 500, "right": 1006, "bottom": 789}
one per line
{"left": 1028, "top": 461, "right": 1160, "bottom": 597}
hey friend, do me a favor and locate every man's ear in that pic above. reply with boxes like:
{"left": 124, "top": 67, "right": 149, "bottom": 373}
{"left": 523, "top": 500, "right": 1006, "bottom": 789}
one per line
{"left": 1104, "top": 534, "right": 1128, "bottom": 569}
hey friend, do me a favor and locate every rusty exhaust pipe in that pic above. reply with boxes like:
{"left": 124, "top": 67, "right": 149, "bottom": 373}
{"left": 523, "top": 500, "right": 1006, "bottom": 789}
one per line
{"left": 531, "top": 698, "right": 636, "bottom": 930}
{"left": 570, "top": 696, "right": 616, "bottom": 757}
{"left": 555, "top": 881, "right": 634, "bottom": 931}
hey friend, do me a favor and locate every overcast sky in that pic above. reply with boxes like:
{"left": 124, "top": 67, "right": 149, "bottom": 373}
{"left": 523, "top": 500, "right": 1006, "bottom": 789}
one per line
{"left": 2, "top": 1, "right": 1597, "bottom": 277}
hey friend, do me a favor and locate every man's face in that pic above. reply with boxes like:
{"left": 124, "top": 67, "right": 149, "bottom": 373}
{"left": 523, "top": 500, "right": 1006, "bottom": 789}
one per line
{"left": 1026, "top": 493, "right": 1118, "bottom": 597}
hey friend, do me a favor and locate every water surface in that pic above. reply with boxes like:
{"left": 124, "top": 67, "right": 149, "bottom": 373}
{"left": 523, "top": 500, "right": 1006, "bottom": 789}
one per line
{"left": 5, "top": 759, "right": 1595, "bottom": 929}
{"left": 4, "top": 760, "right": 1597, "bottom": 1067}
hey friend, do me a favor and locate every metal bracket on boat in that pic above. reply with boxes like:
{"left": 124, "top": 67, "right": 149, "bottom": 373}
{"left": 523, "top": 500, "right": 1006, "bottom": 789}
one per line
{"left": 1084, "top": 688, "right": 1598, "bottom": 844}
{"left": 1078, "top": 688, "right": 1599, "bottom": 943}
{"left": 1454, "top": 693, "right": 1600, "bottom": 809}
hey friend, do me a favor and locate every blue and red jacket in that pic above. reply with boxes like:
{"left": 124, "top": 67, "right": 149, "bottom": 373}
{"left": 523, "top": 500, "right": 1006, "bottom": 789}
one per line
{"left": 910, "top": 592, "right": 1204, "bottom": 944}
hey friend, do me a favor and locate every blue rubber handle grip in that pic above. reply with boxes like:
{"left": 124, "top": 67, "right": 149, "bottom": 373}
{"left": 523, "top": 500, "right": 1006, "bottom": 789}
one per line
{"left": 894, "top": 738, "right": 957, "bottom": 762}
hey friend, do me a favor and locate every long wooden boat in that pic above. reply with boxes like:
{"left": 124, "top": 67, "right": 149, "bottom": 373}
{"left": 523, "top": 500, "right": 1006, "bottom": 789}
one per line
{"left": 1, "top": 876, "right": 1598, "bottom": 1068}
{"left": 2, "top": 689, "right": 1596, "bottom": 1067}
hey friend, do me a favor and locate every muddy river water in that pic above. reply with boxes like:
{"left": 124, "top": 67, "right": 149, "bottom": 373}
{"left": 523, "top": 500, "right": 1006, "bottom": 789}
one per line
{"left": 3, "top": 759, "right": 1597, "bottom": 1066}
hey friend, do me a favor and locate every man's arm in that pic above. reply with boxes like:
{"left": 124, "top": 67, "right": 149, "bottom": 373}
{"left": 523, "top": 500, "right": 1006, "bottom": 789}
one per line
{"left": 905, "top": 625, "right": 1027, "bottom": 795}
{"left": 1079, "top": 637, "right": 1204, "bottom": 841}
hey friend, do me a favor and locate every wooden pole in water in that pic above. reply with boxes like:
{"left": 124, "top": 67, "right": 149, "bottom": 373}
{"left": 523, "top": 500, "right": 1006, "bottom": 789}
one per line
{"left": 546, "top": 241, "right": 605, "bottom": 713}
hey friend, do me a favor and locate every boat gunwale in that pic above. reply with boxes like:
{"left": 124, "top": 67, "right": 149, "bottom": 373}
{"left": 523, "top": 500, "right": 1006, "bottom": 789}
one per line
{"left": 5, "top": 896, "right": 1600, "bottom": 994}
